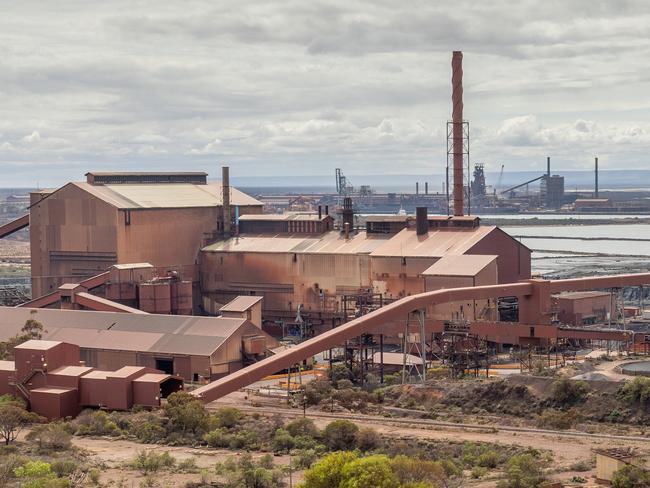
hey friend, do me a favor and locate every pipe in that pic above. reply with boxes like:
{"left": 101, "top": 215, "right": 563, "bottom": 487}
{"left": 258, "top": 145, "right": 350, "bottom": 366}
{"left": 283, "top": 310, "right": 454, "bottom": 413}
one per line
{"left": 452, "top": 51, "right": 464, "bottom": 217}
{"left": 595, "top": 157, "right": 599, "bottom": 198}
{"left": 222, "top": 166, "right": 231, "bottom": 236}
{"left": 191, "top": 272, "right": 650, "bottom": 402}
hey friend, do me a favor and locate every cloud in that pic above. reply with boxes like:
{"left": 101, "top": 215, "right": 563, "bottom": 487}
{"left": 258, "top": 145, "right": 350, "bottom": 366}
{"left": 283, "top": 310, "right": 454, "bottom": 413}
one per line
{"left": 1, "top": 1, "right": 650, "bottom": 186}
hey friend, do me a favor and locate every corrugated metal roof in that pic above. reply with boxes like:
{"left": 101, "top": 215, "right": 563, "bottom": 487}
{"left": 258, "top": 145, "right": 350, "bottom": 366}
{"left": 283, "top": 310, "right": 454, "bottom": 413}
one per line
{"left": 133, "top": 373, "right": 172, "bottom": 383}
{"left": 31, "top": 387, "right": 74, "bottom": 395}
{"left": 203, "top": 231, "right": 391, "bottom": 255}
{"left": 81, "top": 371, "right": 109, "bottom": 380}
{"left": 113, "top": 263, "right": 154, "bottom": 270}
{"left": 0, "top": 307, "right": 261, "bottom": 357}
{"left": 108, "top": 366, "right": 147, "bottom": 378}
{"left": 15, "top": 340, "right": 62, "bottom": 350}
{"left": 239, "top": 213, "right": 330, "bottom": 222}
{"left": 73, "top": 182, "right": 262, "bottom": 209}
{"left": 370, "top": 227, "right": 495, "bottom": 258}
{"left": 421, "top": 255, "right": 497, "bottom": 277}
{"left": 49, "top": 365, "right": 94, "bottom": 376}
{"left": 220, "top": 296, "right": 263, "bottom": 313}
{"left": 556, "top": 291, "right": 611, "bottom": 300}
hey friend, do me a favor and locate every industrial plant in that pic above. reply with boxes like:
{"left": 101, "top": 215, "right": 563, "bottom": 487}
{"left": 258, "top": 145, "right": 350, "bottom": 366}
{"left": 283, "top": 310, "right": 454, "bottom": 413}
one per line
{"left": 0, "top": 51, "right": 648, "bottom": 429}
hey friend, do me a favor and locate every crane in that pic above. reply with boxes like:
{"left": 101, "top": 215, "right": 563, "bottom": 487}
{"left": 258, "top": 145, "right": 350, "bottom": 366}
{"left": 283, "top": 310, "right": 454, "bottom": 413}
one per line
{"left": 496, "top": 164, "right": 504, "bottom": 192}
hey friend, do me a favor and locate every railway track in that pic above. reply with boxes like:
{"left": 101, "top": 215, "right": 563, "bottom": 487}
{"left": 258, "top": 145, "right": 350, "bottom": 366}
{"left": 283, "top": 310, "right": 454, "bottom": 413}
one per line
{"left": 208, "top": 403, "right": 650, "bottom": 443}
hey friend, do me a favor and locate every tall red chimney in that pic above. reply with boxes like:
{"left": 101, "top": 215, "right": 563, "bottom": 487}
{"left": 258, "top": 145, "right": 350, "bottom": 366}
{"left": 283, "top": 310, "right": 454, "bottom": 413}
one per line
{"left": 452, "top": 51, "right": 464, "bottom": 216}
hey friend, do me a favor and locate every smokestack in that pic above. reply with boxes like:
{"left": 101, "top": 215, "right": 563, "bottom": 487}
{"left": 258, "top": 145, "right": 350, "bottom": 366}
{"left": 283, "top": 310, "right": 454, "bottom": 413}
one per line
{"left": 222, "top": 166, "right": 231, "bottom": 236}
{"left": 595, "top": 157, "right": 599, "bottom": 198}
{"left": 318, "top": 205, "right": 322, "bottom": 219}
{"left": 416, "top": 182, "right": 419, "bottom": 195}
{"left": 547, "top": 157, "right": 551, "bottom": 177}
{"left": 416, "top": 207, "right": 428, "bottom": 235}
{"left": 425, "top": 182, "right": 429, "bottom": 195}
{"left": 325, "top": 205, "right": 329, "bottom": 216}
{"left": 341, "top": 197, "right": 354, "bottom": 235}
{"left": 452, "top": 51, "right": 464, "bottom": 217}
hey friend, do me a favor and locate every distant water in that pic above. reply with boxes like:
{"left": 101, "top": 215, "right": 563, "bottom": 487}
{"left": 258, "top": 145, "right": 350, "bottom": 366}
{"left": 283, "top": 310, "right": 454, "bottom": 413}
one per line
{"left": 503, "top": 224, "right": 650, "bottom": 257}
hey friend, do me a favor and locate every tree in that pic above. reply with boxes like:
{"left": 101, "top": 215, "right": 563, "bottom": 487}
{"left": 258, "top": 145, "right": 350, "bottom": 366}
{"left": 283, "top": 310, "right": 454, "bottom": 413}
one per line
{"left": 340, "top": 455, "right": 398, "bottom": 488}
{"left": 0, "top": 310, "right": 47, "bottom": 360}
{"left": 0, "top": 397, "right": 40, "bottom": 445}
{"left": 302, "top": 451, "right": 358, "bottom": 488}
{"left": 323, "top": 420, "right": 358, "bottom": 451}
{"left": 612, "top": 465, "right": 650, "bottom": 488}
{"left": 163, "top": 391, "right": 209, "bottom": 435}
{"left": 285, "top": 417, "right": 319, "bottom": 438}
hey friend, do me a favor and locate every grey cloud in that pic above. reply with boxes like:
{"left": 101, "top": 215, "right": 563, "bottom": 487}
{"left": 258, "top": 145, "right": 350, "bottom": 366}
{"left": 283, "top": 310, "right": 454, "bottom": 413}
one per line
{"left": 0, "top": 1, "right": 649, "bottom": 186}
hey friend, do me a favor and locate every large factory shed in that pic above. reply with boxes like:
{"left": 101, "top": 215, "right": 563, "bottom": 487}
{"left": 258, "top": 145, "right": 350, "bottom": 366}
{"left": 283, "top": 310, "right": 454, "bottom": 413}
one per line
{"left": 0, "top": 307, "right": 277, "bottom": 381}
{"left": 201, "top": 221, "right": 530, "bottom": 320}
{"left": 29, "top": 171, "right": 263, "bottom": 297}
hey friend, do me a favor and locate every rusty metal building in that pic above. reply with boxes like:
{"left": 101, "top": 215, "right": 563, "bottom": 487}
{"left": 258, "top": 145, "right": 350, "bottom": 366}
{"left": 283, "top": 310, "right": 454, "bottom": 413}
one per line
{"left": 0, "top": 306, "right": 277, "bottom": 381}
{"left": 0, "top": 340, "right": 184, "bottom": 419}
{"left": 29, "top": 171, "right": 263, "bottom": 297}
{"left": 554, "top": 291, "right": 612, "bottom": 326}
{"left": 200, "top": 214, "right": 530, "bottom": 322}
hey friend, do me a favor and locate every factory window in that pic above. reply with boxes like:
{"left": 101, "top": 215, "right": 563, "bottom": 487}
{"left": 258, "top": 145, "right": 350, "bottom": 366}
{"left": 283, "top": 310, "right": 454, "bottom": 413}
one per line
{"left": 124, "top": 210, "right": 131, "bottom": 225}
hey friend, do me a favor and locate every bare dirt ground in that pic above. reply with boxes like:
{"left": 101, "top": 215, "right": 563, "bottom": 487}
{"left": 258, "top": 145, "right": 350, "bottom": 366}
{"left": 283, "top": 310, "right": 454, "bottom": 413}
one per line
{"left": 72, "top": 436, "right": 297, "bottom": 487}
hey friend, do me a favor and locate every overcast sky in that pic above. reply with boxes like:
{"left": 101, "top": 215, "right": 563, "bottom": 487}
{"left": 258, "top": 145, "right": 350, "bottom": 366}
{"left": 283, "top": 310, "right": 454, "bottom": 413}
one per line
{"left": 2, "top": 1, "right": 650, "bottom": 187}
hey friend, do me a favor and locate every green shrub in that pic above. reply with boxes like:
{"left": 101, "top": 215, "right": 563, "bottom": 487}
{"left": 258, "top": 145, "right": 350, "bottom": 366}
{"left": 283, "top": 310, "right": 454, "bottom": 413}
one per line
{"left": 50, "top": 459, "right": 79, "bottom": 477}
{"left": 285, "top": 417, "right": 319, "bottom": 439}
{"left": 72, "top": 410, "right": 121, "bottom": 436}
{"left": 204, "top": 429, "right": 233, "bottom": 448}
{"left": 330, "top": 364, "right": 353, "bottom": 383}
{"left": 551, "top": 378, "right": 589, "bottom": 406}
{"left": 471, "top": 466, "right": 488, "bottom": 478}
{"left": 302, "top": 451, "right": 358, "bottom": 488}
{"left": 294, "top": 448, "right": 319, "bottom": 469}
{"left": 211, "top": 407, "right": 242, "bottom": 429}
{"left": 477, "top": 450, "right": 500, "bottom": 468}
{"left": 304, "top": 380, "right": 333, "bottom": 406}
{"left": 131, "top": 450, "right": 176, "bottom": 475}
{"left": 271, "top": 428, "right": 295, "bottom": 453}
{"left": 391, "top": 455, "right": 457, "bottom": 486}
{"left": 612, "top": 464, "right": 650, "bottom": 488}
{"left": 322, "top": 420, "right": 358, "bottom": 451}
{"left": 163, "top": 392, "right": 210, "bottom": 435}
{"left": 26, "top": 423, "right": 72, "bottom": 452}
{"left": 496, "top": 454, "right": 545, "bottom": 488}
{"left": 356, "top": 427, "right": 381, "bottom": 452}
{"left": 133, "top": 420, "right": 167, "bottom": 444}
{"left": 619, "top": 377, "right": 650, "bottom": 406}
{"left": 340, "top": 454, "right": 397, "bottom": 488}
